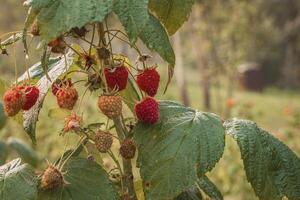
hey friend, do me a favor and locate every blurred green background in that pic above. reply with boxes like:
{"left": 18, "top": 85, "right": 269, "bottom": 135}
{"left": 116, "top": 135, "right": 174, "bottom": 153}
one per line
{"left": 0, "top": 0, "right": 299, "bottom": 200}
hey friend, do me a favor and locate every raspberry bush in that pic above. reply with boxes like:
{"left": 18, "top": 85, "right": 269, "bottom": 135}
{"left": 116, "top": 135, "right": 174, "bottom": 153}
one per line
{"left": 0, "top": 0, "right": 299, "bottom": 200}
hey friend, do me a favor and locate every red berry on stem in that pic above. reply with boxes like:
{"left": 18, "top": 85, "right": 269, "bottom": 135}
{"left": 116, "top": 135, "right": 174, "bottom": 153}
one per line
{"left": 52, "top": 79, "right": 72, "bottom": 96}
{"left": 135, "top": 97, "right": 159, "bottom": 124}
{"left": 21, "top": 86, "right": 39, "bottom": 110}
{"left": 136, "top": 67, "right": 160, "bottom": 97}
{"left": 56, "top": 85, "right": 78, "bottom": 110}
{"left": 104, "top": 66, "right": 128, "bottom": 91}
{"left": 3, "top": 87, "right": 25, "bottom": 116}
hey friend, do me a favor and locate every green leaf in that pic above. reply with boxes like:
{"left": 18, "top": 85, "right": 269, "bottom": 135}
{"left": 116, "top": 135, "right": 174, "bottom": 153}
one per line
{"left": 30, "top": 0, "right": 113, "bottom": 42}
{"left": 0, "top": 103, "right": 7, "bottom": 130}
{"left": 197, "top": 175, "right": 223, "bottom": 200}
{"left": 133, "top": 101, "right": 225, "bottom": 200}
{"left": 139, "top": 14, "right": 175, "bottom": 66}
{"left": 224, "top": 119, "right": 300, "bottom": 200}
{"left": 38, "top": 158, "right": 118, "bottom": 200}
{"left": 22, "top": 50, "right": 75, "bottom": 144}
{"left": 113, "top": 0, "right": 149, "bottom": 43}
{"left": 149, "top": 0, "right": 195, "bottom": 35}
{"left": 54, "top": 142, "right": 86, "bottom": 166}
{"left": 0, "top": 158, "right": 38, "bottom": 200}
{"left": 0, "top": 141, "right": 8, "bottom": 165}
{"left": 120, "top": 76, "right": 141, "bottom": 113}
{"left": 7, "top": 137, "right": 39, "bottom": 167}
{"left": 175, "top": 187, "right": 202, "bottom": 200}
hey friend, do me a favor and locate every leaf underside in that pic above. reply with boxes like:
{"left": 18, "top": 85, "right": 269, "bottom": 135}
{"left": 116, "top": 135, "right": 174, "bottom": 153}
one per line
{"left": 22, "top": 50, "right": 75, "bottom": 144}
{"left": 149, "top": 0, "right": 195, "bottom": 35}
{"left": 224, "top": 119, "right": 300, "bottom": 200}
{"left": 139, "top": 14, "right": 176, "bottom": 66}
{"left": 134, "top": 101, "right": 225, "bottom": 200}
{"left": 113, "top": 0, "right": 149, "bottom": 44}
{"left": 29, "top": 0, "right": 113, "bottom": 42}
{"left": 0, "top": 159, "right": 38, "bottom": 200}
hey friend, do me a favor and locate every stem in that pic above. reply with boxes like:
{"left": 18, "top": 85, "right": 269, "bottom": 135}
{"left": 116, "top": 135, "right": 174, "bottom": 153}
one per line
{"left": 108, "top": 150, "right": 124, "bottom": 192}
{"left": 114, "top": 117, "right": 137, "bottom": 200}
{"left": 97, "top": 22, "right": 137, "bottom": 199}
{"left": 96, "top": 22, "right": 108, "bottom": 92}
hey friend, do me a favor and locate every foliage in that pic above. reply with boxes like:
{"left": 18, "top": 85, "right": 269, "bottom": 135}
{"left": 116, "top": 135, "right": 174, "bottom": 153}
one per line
{"left": 0, "top": 1, "right": 299, "bottom": 200}
{"left": 149, "top": 0, "right": 195, "bottom": 35}
{"left": 224, "top": 119, "right": 300, "bottom": 200}
{"left": 134, "top": 101, "right": 225, "bottom": 199}
{"left": 38, "top": 158, "right": 118, "bottom": 200}
{"left": 0, "top": 158, "right": 38, "bottom": 200}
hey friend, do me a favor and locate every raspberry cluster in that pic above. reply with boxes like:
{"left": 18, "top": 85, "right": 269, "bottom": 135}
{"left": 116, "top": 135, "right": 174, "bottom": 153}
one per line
{"left": 3, "top": 85, "right": 39, "bottom": 116}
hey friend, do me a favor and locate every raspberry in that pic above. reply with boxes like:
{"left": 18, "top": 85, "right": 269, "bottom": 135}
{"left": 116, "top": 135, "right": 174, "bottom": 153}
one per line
{"left": 51, "top": 79, "right": 72, "bottom": 96}
{"left": 98, "top": 95, "right": 122, "bottom": 119}
{"left": 3, "top": 87, "right": 25, "bottom": 116}
{"left": 41, "top": 165, "right": 64, "bottom": 190}
{"left": 64, "top": 113, "right": 81, "bottom": 132}
{"left": 94, "top": 131, "right": 113, "bottom": 153}
{"left": 120, "top": 139, "right": 136, "bottom": 160}
{"left": 56, "top": 85, "right": 78, "bottom": 110}
{"left": 104, "top": 66, "right": 128, "bottom": 91}
{"left": 19, "top": 86, "right": 39, "bottom": 110}
{"left": 135, "top": 97, "right": 159, "bottom": 124}
{"left": 136, "top": 67, "right": 160, "bottom": 97}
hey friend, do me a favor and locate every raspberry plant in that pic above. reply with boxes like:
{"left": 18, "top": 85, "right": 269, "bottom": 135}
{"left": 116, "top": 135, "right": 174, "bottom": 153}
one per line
{"left": 0, "top": 0, "right": 299, "bottom": 200}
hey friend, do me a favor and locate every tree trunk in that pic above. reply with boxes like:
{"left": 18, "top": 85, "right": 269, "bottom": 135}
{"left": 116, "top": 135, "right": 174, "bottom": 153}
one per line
{"left": 172, "top": 32, "right": 190, "bottom": 106}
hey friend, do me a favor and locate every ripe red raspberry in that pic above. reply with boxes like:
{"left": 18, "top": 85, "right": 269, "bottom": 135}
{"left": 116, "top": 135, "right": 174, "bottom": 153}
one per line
{"left": 104, "top": 66, "right": 128, "bottom": 91}
{"left": 136, "top": 67, "right": 160, "bottom": 97}
{"left": 56, "top": 85, "right": 78, "bottom": 110}
{"left": 135, "top": 97, "right": 159, "bottom": 124}
{"left": 19, "top": 86, "right": 39, "bottom": 110}
{"left": 3, "top": 87, "right": 25, "bottom": 116}
{"left": 51, "top": 79, "right": 72, "bottom": 96}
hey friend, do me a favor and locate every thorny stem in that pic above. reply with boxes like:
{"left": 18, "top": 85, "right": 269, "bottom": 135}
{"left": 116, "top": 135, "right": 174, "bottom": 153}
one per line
{"left": 97, "top": 22, "right": 108, "bottom": 92}
{"left": 59, "top": 135, "right": 86, "bottom": 171}
{"left": 105, "top": 19, "right": 115, "bottom": 66}
{"left": 108, "top": 150, "right": 124, "bottom": 192}
{"left": 97, "top": 21, "right": 137, "bottom": 199}
{"left": 89, "top": 25, "right": 96, "bottom": 56}
{"left": 13, "top": 34, "right": 18, "bottom": 84}
{"left": 113, "top": 117, "right": 137, "bottom": 200}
